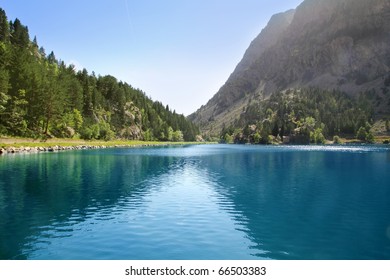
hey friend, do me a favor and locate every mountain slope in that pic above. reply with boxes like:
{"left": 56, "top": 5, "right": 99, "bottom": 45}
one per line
{"left": 0, "top": 8, "right": 199, "bottom": 141}
{"left": 189, "top": 0, "right": 390, "bottom": 136}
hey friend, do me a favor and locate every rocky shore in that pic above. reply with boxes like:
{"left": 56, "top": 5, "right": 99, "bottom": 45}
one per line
{"left": 0, "top": 145, "right": 108, "bottom": 155}
{"left": 0, "top": 143, "right": 175, "bottom": 155}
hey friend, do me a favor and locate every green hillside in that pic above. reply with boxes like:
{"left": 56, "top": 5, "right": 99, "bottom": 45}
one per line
{"left": 0, "top": 8, "right": 199, "bottom": 141}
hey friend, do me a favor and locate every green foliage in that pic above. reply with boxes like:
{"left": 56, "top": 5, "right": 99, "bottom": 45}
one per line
{"left": 310, "top": 128, "right": 325, "bottom": 144}
{"left": 221, "top": 133, "right": 234, "bottom": 144}
{"left": 356, "top": 126, "right": 367, "bottom": 141}
{"left": 0, "top": 8, "right": 10, "bottom": 42}
{"left": 72, "top": 109, "right": 83, "bottom": 130}
{"left": 51, "top": 109, "right": 84, "bottom": 138}
{"left": 79, "top": 126, "right": 93, "bottom": 140}
{"left": 166, "top": 126, "right": 174, "bottom": 141}
{"left": 253, "top": 132, "right": 261, "bottom": 144}
{"left": 260, "top": 119, "right": 272, "bottom": 144}
{"left": 225, "top": 88, "right": 373, "bottom": 144}
{"left": 356, "top": 123, "right": 374, "bottom": 143}
{"left": 0, "top": 8, "right": 199, "bottom": 141}
{"left": 172, "top": 130, "right": 184, "bottom": 142}
{"left": 99, "top": 121, "right": 115, "bottom": 141}
{"left": 0, "top": 91, "right": 9, "bottom": 113}
{"left": 333, "top": 135, "right": 341, "bottom": 144}
{"left": 143, "top": 129, "right": 153, "bottom": 141}
{"left": 10, "top": 18, "right": 29, "bottom": 47}
{"left": 366, "top": 131, "right": 374, "bottom": 144}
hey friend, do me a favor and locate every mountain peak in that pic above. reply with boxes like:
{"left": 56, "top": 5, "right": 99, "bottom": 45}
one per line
{"left": 190, "top": 0, "right": 390, "bottom": 136}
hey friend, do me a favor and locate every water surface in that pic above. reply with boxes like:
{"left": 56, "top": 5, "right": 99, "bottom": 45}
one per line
{"left": 0, "top": 144, "right": 389, "bottom": 259}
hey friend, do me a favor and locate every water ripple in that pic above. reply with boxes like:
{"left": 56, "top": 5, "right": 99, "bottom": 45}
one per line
{"left": 1, "top": 145, "right": 389, "bottom": 259}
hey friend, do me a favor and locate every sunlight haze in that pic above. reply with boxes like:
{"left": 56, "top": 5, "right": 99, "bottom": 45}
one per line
{"left": 1, "top": 0, "right": 303, "bottom": 115}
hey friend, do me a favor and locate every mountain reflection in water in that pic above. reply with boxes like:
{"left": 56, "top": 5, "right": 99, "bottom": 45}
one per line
{"left": 0, "top": 145, "right": 389, "bottom": 259}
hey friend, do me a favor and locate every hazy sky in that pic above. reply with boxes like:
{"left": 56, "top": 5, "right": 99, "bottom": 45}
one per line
{"left": 1, "top": 0, "right": 303, "bottom": 115}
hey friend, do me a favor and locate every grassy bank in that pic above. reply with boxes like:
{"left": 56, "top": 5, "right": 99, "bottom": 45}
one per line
{"left": 0, "top": 136, "right": 209, "bottom": 149}
{"left": 1, "top": 135, "right": 388, "bottom": 150}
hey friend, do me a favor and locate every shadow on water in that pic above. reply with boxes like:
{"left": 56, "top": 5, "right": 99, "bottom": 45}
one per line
{"left": 0, "top": 147, "right": 179, "bottom": 259}
{"left": 200, "top": 145, "right": 390, "bottom": 259}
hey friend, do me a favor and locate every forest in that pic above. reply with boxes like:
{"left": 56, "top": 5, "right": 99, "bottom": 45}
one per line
{"left": 220, "top": 88, "right": 377, "bottom": 144}
{"left": 0, "top": 8, "right": 199, "bottom": 141}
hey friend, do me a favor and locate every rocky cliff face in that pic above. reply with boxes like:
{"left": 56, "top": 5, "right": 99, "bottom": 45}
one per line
{"left": 233, "top": 9, "right": 295, "bottom": 77}
{"left": 189, "top": 0, "right": 390, "bottom": 135}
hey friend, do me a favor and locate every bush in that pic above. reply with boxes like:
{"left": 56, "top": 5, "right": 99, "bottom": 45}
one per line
{"left": 80, "top": 123, "right": 101, "bottom": 140}
{"left": 172, "top": 130, "right": 184, "bottom": 142}
{"left": 356, "top": 126, "right": 367, "bottom": 141}
{"left": 253, "top": 132, "right": 261, "bottom": 144}
{"left": 366, "top": 131, "right": 375, "bottom": 143}
{"left": 99, "top": 122, "right": 114, "bottom": 141}
{"left": 143, "top": 129, "right": 153, "bottom": 141}
{"left": 91, "top": 124, "right": 100, "bottom": 139}
{"left": 333, "top": 135, "right": 341, "bottom": 144}
{"left": 221, "top": 133, "right": 233, "bottom": 144}
{"left": 80, "top": 126, "right": 93, "bottom": 140}
{"left": 356, "top": 126, "right": 375, "bottom": 143}
{"left": 310, "top": 128, "right": 325, "bottom": 144}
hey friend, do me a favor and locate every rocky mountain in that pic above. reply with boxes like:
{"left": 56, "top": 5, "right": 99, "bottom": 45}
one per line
{"left": 189, "top": 0, "right": 390, "bottom": 136}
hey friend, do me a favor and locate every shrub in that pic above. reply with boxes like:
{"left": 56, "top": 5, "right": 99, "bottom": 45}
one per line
{"left": 356, "top": 126, "right": 375, "bottom": 143}
{"left": 356, "top": 127, "right": 367, "bottom": 141}
{"left": 366, "top": 131, "right": 375, "bottom": 143}
{"left": 80, "top": 126, "right": 93, "bottom": 140}
{"left": 310, "top": 128, "right": 325, "bottom": 144}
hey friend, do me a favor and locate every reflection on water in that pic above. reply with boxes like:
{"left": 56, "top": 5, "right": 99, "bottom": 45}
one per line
{"left": 203, "top": 146, "right": 390, "bottom": 259}
{"left": 0, "top": 145, "right": 389, "bottom": 259}
{"left": 0, "top": 149, "right": 174, "bottom": 259}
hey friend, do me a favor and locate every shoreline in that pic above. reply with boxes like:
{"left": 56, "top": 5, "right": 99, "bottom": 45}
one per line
{"left": 1, "top": 136, "right": 389, "bottom": 156}
{"left": 0, "top": 137, "right": 209, "bottom": 156}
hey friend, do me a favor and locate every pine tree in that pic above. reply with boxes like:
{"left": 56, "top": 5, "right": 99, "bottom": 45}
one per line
{"left": 0, "top": 8, "right": 200, "bottom": 140}
{"left": 0, "top": 8, "right": 10, "bottom": 42}
{"left": 10, "top": 18, "right": 29, "bottom": 47}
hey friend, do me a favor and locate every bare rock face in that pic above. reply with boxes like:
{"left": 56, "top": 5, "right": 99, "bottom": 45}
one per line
{"left": 189, "top": 9, "right": 296, "bottom": 133}
{"left": 233, "top": 9, "right": 296, "bottom": 76}
{"left": 273, "top": 0, "right": 390, "bottom": 94}
{"left": 190, "top": 0, "right": 390, "bottom": 135}
{"left": 120, "top": 102, "right": 143, "bottom": 139}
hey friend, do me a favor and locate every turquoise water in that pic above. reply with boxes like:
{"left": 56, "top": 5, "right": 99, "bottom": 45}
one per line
{"left": 0, "top": 144, "right": 389, "bottom": 260}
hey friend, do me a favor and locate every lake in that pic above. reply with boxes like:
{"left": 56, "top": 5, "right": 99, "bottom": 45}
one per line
{"left": 0, "top": 144, "right": 389, "bottom": 260}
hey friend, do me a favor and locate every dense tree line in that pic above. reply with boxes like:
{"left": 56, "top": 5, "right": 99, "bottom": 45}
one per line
{"left": 0, "top": 8, "right": 199, "bottom": 141}
{"left": 221, "top": 88, "right": 374, "bottom": 144}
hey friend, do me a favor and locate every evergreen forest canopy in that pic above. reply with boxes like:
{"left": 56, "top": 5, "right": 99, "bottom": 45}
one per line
{"left": 220, "top": 88, "right": 376, "bottom": 144}
{"left": 0, "top": 8, "right": 199, "bottom": 141}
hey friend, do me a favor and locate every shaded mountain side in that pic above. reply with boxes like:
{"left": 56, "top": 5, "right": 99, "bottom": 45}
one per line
{"left": 189, "top": 0, "right": 390, "bottom": 136}
{"left": 233, "top": 9, "right": 295, "bottom": 77}
{"left": 188, "top": 9, "right": 296, "bottom": 133}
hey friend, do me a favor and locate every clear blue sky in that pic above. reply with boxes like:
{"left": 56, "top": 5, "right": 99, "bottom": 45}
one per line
{"left": 1, "top": 0, "right": 303, "bottom": 115}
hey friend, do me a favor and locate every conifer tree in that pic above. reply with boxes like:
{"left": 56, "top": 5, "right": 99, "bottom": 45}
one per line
{"left": 0, "top": 7, "right": 200, "bottom": 140}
